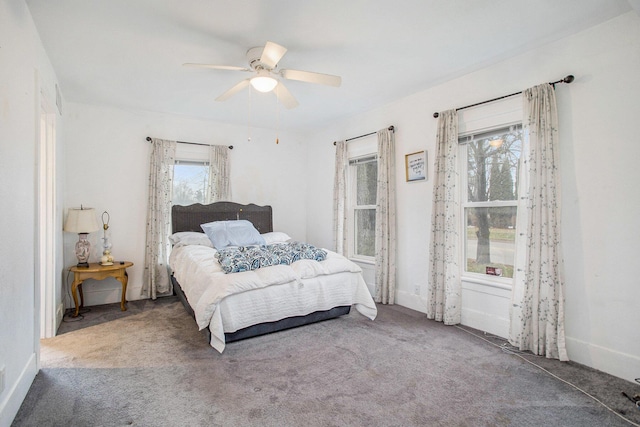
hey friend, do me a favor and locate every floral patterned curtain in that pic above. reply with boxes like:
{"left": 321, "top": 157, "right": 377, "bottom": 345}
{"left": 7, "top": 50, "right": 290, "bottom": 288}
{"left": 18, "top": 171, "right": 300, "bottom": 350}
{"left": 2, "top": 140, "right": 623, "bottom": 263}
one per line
{"left": 427, "top": 109, "right": 461, "bottom": 324}
{"left": 207, "top": 145, "right": 230, "bottom": 203}
{"left": 509, "top": 84, "right": 568, "bottom": 361}
{"left": 332, "top": 140, "right": 348, "bottom": 255}
{"left": 143, "top": 138, "right": 176, "bottom": 299}
{"left": 374, "top": 128, "right": 397, "bottom": 304}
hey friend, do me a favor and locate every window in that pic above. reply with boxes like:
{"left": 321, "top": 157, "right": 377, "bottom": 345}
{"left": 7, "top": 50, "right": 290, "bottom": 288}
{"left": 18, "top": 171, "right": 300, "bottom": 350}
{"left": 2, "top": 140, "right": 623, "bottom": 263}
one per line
{"left": 349, "top": 154, "right": 377, "bottom": 260}
{"left": 172, "top": 160, "right": 209, "bottom": 206}
{"left": 460, "top": 124, "right": 522, "bottom": 278}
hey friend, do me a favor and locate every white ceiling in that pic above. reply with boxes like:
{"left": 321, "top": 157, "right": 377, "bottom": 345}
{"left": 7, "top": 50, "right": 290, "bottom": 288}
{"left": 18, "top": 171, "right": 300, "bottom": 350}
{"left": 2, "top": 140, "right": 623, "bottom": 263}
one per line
{"left": 26, "top": 0, "right": 632, "bottom": 131}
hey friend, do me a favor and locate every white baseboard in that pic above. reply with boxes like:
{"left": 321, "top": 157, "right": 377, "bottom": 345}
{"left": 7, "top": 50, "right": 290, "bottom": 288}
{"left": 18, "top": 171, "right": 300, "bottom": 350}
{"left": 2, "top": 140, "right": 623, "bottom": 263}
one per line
{"left": 395, "top": 289, "right": 638, "bottom": 384}
{"left": 82, "top": 287, "right": 122, "bottom": 307}
{"left": 460, "top": 307, "right": 509, "bottom": 338}
{"left": 0, "top": 353, "right": 37, "bottom": 427}
{"left": 396, "top": 290, "right": 428, "bottom": 314}
{"left": 566, "top": 336, "right": 640, "bottom": 384}
{"left": 70, "top": 280, "right": 145, "bottom": 308}
{"left": 56, "top": 303, "right": 64, "bottom": 331}
{"left": 396, "top": 289, "right": 510, "bottom": 339}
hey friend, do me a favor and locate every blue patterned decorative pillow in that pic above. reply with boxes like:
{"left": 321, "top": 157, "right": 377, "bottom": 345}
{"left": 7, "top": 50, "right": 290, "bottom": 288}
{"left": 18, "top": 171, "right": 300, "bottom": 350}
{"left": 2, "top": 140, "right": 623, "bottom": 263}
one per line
{"left": 215, "top": 242, "right": 327, "bottom": 274}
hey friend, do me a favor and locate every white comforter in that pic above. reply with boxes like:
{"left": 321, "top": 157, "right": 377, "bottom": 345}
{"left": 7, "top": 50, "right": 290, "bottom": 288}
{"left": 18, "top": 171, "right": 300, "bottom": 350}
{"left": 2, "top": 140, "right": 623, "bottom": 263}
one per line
{"left": 169, "top": 244, "right": 377, "bottom": 352}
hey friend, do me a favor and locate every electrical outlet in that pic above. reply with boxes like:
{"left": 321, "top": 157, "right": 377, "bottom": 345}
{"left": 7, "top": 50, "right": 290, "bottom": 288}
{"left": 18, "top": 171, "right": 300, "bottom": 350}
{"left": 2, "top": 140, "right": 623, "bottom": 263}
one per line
{"left": 0, "top": 365, "right": 5, "bottom": 394}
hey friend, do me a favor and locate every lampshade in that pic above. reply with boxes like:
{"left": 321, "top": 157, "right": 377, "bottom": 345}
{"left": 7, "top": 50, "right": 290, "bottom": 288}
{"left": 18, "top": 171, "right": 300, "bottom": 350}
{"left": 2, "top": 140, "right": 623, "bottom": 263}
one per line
{"left": 250, "top": 70, "right": 278, "bottom": 93}
{"left": 64, "top": 207, "right": 100, "bottom": 233}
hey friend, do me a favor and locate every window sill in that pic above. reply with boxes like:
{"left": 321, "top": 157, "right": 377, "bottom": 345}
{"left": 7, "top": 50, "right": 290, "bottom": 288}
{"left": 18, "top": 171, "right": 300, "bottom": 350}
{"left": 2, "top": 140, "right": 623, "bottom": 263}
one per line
{"left": 349, "top": 257, "right": 375, "bottom": 266}
{"left": 461, "top": 274, "right": 512, "bottom": 291}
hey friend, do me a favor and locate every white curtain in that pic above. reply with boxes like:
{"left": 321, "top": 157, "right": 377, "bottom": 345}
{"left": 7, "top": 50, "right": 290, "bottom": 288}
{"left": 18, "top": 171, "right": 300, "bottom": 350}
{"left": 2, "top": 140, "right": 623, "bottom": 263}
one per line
{"left": 427, "top": 110, "right": 461, "bottom": 324}
{"left": 143, "top": 138, "right": 176, "bottom": 299}
{"left": 509, "top": 84, "right": 568, "bottom": 361}
{"left": 206, "top": 145, "right": 230, "bottom": 203}
{"left": 374, "top": 128, "right": 397, "bottom": 304}
{"left": 333, "top": 140, "right": 348, "bottom": 255}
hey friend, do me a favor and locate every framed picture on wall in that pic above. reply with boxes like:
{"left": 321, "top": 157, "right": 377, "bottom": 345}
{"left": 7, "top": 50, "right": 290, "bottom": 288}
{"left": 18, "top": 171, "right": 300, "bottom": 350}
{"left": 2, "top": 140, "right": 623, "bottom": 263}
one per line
{"left": 405, "top": 150, "right": 427, "bottom": 182}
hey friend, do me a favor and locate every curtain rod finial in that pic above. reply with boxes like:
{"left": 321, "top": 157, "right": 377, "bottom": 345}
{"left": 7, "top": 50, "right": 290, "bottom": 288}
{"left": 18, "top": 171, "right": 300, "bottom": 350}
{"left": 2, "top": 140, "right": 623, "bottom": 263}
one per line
{"left": 433, "top": 112, "right": 440, "bottom": 118}
{"left": 146, "top": 136, "right": 152, "bottom": 142}
{"left": 564, "top": 75, "right": 575, "bottom": 84}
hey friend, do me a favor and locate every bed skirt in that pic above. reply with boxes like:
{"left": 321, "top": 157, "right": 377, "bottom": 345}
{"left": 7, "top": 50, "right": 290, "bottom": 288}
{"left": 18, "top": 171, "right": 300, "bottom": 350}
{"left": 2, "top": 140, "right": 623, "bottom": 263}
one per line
{"left": 171, "top": 274, "right": 351, "bottom": 345}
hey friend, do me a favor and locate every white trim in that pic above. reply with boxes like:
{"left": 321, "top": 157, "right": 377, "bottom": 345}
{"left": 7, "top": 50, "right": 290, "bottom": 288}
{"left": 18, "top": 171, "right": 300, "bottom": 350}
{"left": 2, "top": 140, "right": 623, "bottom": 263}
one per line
{"left": 0, "top": 353, "right": 37, "bottom": 427}
{"left": 458, "top": 95, "right": 523, "bottom": 135}
{"left": 56, "top": 303, "right": 64, "bottom": 328}
{"left": 37, "top": 85, "right": 57, "bottom": 339}
{"left": 174, "top": 142, "right": 208, "bottom": 161}
{"left": 349, "top": 257, "right": 375, "bottom": 266}
{"left": 565, "top": 336, "right": 640, "bottom": 384}
{"left": 396, "top": 286, "right": 511, "bottom": 339}
{"left": 460, "top": 274, "right": 513, "bottom": 291}
{"left": 461, "top": 279, "right": 511, "bottom": 337}
{"left": 464, "top": 200, "right": 518, "bottom": 208}
{"left": 461, "top": 306, "right": 510, "bottom": 338}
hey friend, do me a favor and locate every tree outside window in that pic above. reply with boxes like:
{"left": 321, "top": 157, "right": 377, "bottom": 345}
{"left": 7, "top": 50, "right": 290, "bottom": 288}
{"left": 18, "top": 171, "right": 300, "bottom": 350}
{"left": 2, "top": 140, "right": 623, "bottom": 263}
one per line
{"left": 350, "top": 156, "right": 377, "bottom": 259}
{"left": 172, "top": 161, "right": 209, "bottom": 206}
{"left": 462, "top": 125, "right": 522, "bottom": 278}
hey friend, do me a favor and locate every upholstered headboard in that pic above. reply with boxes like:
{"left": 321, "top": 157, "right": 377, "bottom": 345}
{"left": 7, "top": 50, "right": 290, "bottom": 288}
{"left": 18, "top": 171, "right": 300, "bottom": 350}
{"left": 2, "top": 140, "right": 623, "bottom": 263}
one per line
{"left": 171, "top": 202, "right": 273, "bottom": 234}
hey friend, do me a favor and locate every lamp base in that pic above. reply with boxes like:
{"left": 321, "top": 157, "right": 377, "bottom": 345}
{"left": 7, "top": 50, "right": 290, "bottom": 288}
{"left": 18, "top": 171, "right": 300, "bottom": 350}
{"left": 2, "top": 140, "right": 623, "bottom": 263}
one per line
{"left": 75, "top": 233, "right": 92, "bottom": 268}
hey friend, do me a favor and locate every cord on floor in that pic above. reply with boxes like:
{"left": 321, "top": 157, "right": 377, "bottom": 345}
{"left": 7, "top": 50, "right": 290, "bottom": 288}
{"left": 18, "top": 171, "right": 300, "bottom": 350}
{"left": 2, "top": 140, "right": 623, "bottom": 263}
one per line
{"left": 62, "top": 307, "right": 91, "bottom": 322}
{"left": 454, "top": 325, "right": 640, "bottom": 427}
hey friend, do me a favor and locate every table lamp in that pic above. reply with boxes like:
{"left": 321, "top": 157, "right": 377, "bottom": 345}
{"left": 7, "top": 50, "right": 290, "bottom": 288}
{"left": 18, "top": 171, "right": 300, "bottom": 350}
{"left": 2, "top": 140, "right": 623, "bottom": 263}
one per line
{"left": 101, "top": 211, "right": 114, "bottom": 265}
{"left": 64, "top": 206, "right": 100, "bottom": 267}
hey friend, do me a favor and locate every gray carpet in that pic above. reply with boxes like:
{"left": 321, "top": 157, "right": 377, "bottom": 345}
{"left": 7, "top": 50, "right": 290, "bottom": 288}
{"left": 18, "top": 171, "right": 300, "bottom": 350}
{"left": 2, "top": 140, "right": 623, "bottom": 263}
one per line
{"left": 13, "top": 298, "right": 640, "bottom": 427}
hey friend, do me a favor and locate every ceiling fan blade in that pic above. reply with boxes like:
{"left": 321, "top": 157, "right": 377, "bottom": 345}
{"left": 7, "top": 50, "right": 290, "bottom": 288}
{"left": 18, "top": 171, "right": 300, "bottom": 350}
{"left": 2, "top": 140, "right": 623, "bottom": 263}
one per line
{"left": 260, "top": 41, "right": 287, "bottom": 69}
{"left": 183, "top": 63, "right": 251, "bottom": 72}
{"left": 216, "top": 79, "right": 251, "bottom": 102}
{"left": 274, "top": 82, "right": 299, "bottom": 109}
{"left": 280, "top": 69, "right": 341, "bottom": 87}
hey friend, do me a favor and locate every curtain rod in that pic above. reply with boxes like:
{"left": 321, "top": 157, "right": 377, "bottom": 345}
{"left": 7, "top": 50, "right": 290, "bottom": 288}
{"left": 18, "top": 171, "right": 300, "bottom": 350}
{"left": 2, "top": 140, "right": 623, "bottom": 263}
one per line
{"left": 146, "top": 136, "right": 233, "bottom": 150}
{"left": 333, "top": 125, "right": 395, "bottom": 146}
{"left": 432, "top": 75, "right": 574, "bottom": 118}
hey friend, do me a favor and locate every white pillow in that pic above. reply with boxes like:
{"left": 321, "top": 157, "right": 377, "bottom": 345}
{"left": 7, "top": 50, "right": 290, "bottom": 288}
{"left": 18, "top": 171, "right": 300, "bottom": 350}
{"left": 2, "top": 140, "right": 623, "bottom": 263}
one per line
{"left": 168, "top": 231, "right": 213, "bottom": 248}
{"left": 201, "top": 220, "right": 266, "bottom": 249}
{"left": 261, "top": 231, "right": 292, "bottom": 245}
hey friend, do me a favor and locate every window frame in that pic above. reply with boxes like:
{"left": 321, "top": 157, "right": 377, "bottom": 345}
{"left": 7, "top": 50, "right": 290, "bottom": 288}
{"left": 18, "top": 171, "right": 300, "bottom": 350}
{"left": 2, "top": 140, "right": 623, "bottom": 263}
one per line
{"left": 347, "top": 153, "right": 378, "bottom": 263}
{"left": 171, "top": 136, "right": 213, "bottom": 205}
{"left": 459, "top": 122, "right": 522, "bottom": 285}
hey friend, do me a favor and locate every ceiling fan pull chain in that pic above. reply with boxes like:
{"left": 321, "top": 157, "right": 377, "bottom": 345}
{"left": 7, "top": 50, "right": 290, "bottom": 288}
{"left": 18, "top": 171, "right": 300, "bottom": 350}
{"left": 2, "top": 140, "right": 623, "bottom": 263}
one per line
{"left": 247, "top": 87, "right": 252, "bottom": 142}
{"left": 276, "top": 91, "right": 280, "bottom": 144}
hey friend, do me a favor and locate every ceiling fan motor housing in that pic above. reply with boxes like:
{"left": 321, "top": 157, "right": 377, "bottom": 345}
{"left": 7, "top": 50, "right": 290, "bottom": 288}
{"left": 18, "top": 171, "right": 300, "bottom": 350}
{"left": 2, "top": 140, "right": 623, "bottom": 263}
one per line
{"left": 247, "top": 46, "right": 271, "bottom": 71}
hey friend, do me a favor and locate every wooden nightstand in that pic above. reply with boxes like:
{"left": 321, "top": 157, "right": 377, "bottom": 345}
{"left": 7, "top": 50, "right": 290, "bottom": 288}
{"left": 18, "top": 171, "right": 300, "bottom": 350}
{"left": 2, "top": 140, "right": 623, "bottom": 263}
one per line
{"left": 69, "top": 262, "right": 133, "bottom": 318}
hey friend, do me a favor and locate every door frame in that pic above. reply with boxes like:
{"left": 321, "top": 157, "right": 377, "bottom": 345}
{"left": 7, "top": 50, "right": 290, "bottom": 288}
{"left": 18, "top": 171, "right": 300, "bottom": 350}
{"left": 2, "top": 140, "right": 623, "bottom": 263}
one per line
{"left": 36, "top": 85, "right": 58, "bottom": 340}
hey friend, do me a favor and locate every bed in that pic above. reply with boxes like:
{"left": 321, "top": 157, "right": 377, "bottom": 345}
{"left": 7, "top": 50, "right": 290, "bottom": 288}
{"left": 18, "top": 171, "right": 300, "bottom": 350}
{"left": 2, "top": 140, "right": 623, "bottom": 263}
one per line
{"left": 168, "top": 202, "right": 377, "bottom": 352}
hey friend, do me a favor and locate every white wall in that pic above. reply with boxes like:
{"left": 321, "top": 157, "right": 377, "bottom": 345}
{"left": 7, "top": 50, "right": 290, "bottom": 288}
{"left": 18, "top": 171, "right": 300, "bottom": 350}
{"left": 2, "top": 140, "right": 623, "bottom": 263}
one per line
{"left": 63, "top": 103, "right": 308, "bottom": 305}
{"left": 0, "top": 0, "right": 64, "bottom": 425}
{"left": 306, "top": 11, "right": 640, "bottom": 383}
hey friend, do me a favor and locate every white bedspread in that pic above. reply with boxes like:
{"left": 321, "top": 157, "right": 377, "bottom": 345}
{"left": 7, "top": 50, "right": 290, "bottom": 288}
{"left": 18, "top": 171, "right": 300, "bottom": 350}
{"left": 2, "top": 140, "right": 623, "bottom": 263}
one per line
{"left": 169, "top": 245, "right": 377, "bottom": 352}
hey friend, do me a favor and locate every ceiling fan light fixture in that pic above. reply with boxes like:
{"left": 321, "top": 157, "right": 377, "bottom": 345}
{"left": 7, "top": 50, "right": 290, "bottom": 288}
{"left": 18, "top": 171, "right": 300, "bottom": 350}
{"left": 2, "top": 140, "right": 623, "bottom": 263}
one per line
{"left": 250, "top": 72, "right": 278, "bottom": 93}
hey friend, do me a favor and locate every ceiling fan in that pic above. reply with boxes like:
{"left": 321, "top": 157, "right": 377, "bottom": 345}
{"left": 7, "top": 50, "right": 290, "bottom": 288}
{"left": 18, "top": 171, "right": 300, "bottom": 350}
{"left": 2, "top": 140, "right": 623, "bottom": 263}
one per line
{"left": 184, "top": 41, "right": 341, "bottom": 109}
